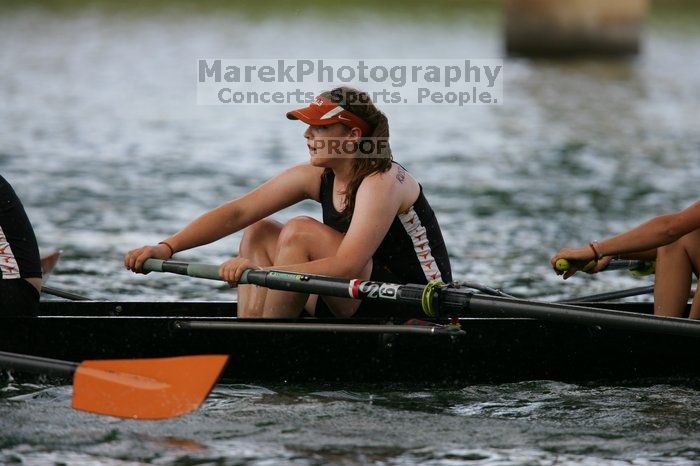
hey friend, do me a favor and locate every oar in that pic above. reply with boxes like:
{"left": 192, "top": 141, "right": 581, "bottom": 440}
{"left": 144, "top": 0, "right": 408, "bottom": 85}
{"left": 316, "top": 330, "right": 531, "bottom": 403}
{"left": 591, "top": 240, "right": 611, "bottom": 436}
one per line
{"left": 554, "top": 258, "right": 657, "bottom": 303}
{"left": 557, "top": 285, "right": 655, "bottom": 303}
{"left": 143, "top": 259, "right": 700, "bottom": 339}
{"left": 561, "top": 286, "right": 696, "bottom": 304}
{"left": 38, "top": 250, "right": 91, "bottom": 300}
{"left": 555, "top": 258, "right": 655, "bottom": 276}
{"left": 41, "top": 285, "right": 91, "bottom": 301}
{"left": 174, "top": 320, "right": 463, "bottom": 335}
{"left": 0, "top": 351, "right": 228, "bottom": 419}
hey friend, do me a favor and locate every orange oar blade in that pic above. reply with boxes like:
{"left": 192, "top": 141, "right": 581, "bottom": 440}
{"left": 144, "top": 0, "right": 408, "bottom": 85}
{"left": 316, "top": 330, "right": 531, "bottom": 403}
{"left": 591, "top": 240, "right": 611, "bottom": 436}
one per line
{"left": 72, "top": 354, "right": 228, "bottom": 419}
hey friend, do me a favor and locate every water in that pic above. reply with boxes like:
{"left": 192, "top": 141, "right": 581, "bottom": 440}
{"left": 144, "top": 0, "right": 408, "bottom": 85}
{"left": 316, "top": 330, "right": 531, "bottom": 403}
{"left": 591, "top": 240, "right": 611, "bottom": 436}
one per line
{"left": 3, "top": 381, "right": 700, "bottom": 465}
{"left": 1, "top": 1, "right": 700, "bottom": 464}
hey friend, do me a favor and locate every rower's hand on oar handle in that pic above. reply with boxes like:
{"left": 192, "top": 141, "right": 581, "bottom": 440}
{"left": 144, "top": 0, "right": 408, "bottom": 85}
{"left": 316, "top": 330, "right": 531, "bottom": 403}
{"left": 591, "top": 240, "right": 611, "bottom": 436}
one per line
{"left": 554, "top": 257, "right": 612, "bottom": 278}
{"left": 551, "top": 247, "right": 608, "bottom": 279}
{"left": 219, "top": 257, "right": 260, "bottom": 287}
{"left": 125, "top": 244, "right": 173, "bottom": 274}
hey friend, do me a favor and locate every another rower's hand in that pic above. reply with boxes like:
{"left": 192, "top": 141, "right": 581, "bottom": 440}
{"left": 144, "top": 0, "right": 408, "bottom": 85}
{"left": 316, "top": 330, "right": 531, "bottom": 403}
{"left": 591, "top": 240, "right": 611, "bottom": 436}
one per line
{"left": 588, "top": 256, "right": 612, "bottom": 274}
{"left": 550, "top": 246, "right": 597, "bottom": 280}
{"left": 124, "top": 244, "right": 172, "bottom": 274}
{"left": 219, "top": 257, "right": 261, "bottom": 287}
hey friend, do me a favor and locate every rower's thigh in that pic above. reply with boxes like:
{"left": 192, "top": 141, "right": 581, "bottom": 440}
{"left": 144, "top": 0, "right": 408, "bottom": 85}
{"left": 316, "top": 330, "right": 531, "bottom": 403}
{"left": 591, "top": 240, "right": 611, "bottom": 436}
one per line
{"left": 276, "top": 216, "right": 345, "bottom": 258}
{"left": 277, "top": 216, "right": 372, "bottom": 318}
{"left": 320, "top": 259, "right": 372, "bottom": 318}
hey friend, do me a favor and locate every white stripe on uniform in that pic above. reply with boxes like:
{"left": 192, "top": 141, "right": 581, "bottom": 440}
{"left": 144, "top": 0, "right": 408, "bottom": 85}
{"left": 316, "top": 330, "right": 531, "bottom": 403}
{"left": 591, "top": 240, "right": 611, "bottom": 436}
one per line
{"left": 0, "top": 226, "right": 20, "bottom": 279}
{"left": 398, "top": 207, "right": 442, "bottom": 282}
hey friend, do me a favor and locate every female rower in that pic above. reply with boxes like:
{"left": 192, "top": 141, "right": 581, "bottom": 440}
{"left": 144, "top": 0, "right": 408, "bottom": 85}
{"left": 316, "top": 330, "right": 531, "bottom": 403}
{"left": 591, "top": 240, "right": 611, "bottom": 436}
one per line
{"left": 551, "top": 201, "right": 700, "bottom": 318}
{"left": 0, "top": 174, "right": 42, "bottom": 316}
{"left": 125, "top": 87, "right": 452, "bottom": 318}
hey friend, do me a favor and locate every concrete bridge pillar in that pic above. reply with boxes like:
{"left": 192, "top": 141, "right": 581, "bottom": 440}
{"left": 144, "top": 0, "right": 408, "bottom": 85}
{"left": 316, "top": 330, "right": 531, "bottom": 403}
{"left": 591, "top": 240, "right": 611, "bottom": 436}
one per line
{"left": 505, "top": 0, "right": 648, "bottom": 57}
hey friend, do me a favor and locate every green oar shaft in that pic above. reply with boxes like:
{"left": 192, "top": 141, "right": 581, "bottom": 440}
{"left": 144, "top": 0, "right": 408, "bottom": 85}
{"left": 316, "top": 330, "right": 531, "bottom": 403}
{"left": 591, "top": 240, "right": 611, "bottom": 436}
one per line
{"left": 144, "top": 259, "right": 700, "bottom": 339}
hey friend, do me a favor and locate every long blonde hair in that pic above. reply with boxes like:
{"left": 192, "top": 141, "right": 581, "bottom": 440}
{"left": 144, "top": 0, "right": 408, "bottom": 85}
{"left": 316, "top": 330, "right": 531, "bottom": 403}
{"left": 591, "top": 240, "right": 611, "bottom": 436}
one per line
{"left": 321, "top": 86, "right": 393, "bottom": 220}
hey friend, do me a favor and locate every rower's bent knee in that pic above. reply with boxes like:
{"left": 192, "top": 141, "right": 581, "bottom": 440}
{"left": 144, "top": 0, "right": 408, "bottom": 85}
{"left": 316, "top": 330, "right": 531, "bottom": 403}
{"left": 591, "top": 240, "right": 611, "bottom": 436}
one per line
{"left": 243, "top": 220, "right": 279, "bottom": 243}
{"left": 277, "top": 216, "right": 322, "bottom": 248}
{"left": 241, "top": 219, "right": 281, "bottom": 254}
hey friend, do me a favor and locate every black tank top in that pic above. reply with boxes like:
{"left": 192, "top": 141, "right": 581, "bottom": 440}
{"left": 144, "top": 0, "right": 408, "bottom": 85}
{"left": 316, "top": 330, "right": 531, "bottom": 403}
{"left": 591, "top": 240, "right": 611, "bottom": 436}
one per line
{"left": 0, "top": 175, "right": 42, "bottom": 280}
{"left": 319, "top": 167, "right": 452, "bottom": 284}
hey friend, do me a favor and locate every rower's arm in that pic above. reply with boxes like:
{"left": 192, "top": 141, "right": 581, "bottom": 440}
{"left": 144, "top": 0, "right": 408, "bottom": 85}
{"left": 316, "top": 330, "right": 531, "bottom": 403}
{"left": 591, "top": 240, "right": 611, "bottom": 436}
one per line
{"left": 597, "top": 201, "right": 700, "bottom": 257}
{"left": 164, "top": 164, "right": 321, "bottom": 253}
{"left": 332, "top": 173, "right": 404, "bottom": 276}
{"left": 267, "top": 171, "right": 403, "bottom": 278}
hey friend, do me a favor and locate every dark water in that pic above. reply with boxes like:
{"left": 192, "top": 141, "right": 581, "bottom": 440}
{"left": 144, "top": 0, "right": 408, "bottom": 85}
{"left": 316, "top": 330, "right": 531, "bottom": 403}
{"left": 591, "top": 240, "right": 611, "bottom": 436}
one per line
{"left": 3, "top": 380, "right": 700, "bottom": 465}
{"left": 2, "top": 2, "right": 700, "bottom": 464}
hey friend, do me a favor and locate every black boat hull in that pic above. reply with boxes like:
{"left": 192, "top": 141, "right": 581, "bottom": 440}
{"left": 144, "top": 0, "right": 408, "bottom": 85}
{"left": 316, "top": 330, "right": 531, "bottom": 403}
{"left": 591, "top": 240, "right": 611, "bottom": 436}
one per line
{"left": 1, "top": 301, "right": 696, "bottom": 384}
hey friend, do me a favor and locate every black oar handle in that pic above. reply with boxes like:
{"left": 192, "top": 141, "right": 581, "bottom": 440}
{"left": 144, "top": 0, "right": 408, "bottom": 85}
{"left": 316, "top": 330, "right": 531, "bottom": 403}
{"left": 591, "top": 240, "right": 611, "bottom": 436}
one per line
{"left": 0, "top": 351, "right": 77, "bottom": 377}
{"left": 603, "top": 259, "right": 655, "bottom": 274}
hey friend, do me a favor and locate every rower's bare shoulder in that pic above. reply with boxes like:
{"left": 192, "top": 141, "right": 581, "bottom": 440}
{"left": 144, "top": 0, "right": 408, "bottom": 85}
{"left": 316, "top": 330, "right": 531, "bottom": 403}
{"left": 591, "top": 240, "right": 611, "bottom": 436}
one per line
{"left": 382, "top": 163, "right": 420, "bottom": 211}
{"left": 283, "top": 163, "right": 324, "bottom": 201}
{"left": 362, "top": 163, "right": 419, "bottom": 206}
{"left": 364, "top": 164, "right": 410, "bottom": 186}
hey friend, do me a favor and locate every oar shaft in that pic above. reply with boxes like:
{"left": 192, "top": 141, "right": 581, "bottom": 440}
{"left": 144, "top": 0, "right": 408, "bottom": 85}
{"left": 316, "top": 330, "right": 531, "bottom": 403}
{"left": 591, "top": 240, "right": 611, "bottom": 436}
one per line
{"left": 146, "top": 259, "right": 220, "bottom": 281}
{"left": 558, "top": 285, "right": 655, "bottom": 303}
{"left": 144, "top": 258, "right": 426, "bottom": 303}
{"left": 144, "top": 259, "right": 463, "bottom": 316}
{"left": 603, "top": 260, "right": 647, "bottom": 271}
{"left": 41, "top": 286, "right": 91, "bottom": 301}
{"left": 0, "top": 351, "right": 77, "bottom": 377}
{"left": 174, "top": 320, "right": 462, "bottom": 335}
{"left": 555, "top": 258, "right": 655, "bottom": 274}
{"left": 144, "top": 259, "right": 700, "bottom": 339}
{"left": 468, "top": 295, "right": 700, "bottom": 338}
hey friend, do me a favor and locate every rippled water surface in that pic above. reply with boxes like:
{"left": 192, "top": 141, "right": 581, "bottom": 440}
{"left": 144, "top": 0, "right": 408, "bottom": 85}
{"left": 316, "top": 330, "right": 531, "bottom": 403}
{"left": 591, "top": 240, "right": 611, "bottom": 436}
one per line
{"left": 1, "top": 1, "right": 700, "bottom": 464}
{"left": 4, "top": 380, "right": 700, "bottom": 465}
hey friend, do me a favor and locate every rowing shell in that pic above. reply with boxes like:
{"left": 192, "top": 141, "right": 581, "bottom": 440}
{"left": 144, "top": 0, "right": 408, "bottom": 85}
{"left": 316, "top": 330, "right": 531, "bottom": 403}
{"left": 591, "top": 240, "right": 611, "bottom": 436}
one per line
{"left": 1, "top": 300, "right": 697, "bottom": 384}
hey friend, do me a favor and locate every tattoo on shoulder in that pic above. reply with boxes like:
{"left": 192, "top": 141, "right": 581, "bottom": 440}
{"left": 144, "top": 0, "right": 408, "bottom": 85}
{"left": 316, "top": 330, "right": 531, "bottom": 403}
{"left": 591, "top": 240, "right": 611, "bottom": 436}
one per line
{"left": 396, "top": 166, "right": 406, "bottom": 184}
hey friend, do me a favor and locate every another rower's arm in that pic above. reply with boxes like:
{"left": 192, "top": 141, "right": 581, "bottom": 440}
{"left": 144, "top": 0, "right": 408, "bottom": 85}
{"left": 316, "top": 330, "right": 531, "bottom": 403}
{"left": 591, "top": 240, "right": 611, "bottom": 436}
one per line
{"left": 552, "top": 201, "right": 700, "bottom": 276}
{"left": 596, "top": 201, "right": 700, "bottom": 257}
